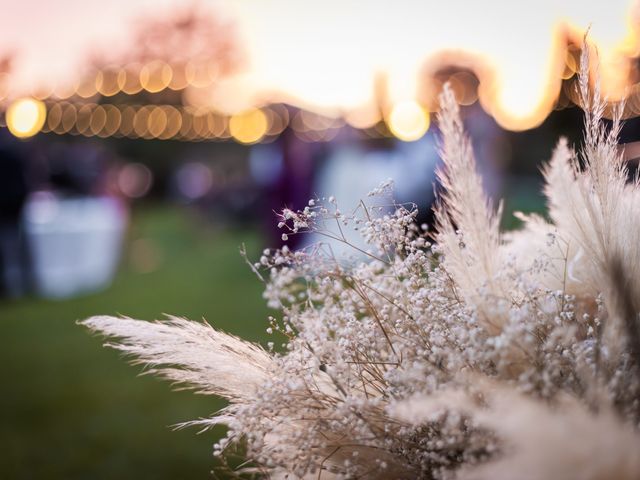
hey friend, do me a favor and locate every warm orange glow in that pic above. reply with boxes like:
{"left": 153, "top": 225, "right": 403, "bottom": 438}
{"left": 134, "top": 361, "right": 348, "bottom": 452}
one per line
{"left": 386, "top": 101, "right": 429, "bottom": 142}
{"left": 47, "top": 103, "right": 63, "bottom": 132}
{"left": 96, "top": 68, "right": 125, "bottom": 97}
{"left": 76, "top": 75, "right": 98, "bottom": 99}
{"left": 169, "top": 64, "right": 190, "bottom": 91}
{"left": 2, "top": 1, "right": 639, "bottom": 132}
{"left": 160, "top": 106, "right": 182, "bottom": 139}
{"left": 60, "top": 103, "right": 77, "bottom": 133}
{"left": 89, "top": 106, "right": 107, "bottom": 135}
{"left": 345, "top": 107, "right": 381, "bottom": 130}
{"left": 179, "top": 109, "right": 193, "bottom": 139}
{"left": 6, "top": 98, "right": 46, "bottom": 138}
{"left": 119, "top": 106, "right": 136, "bottom": 136}
{"left": 102, "top": 105, "right": 121, "bottom": 137}
{"left": 229, "top": 108, "right": 268, "bottom": 144}
{"left": 75, "top": 104, "right": 93, "bottom": 135}
{"left": 191, "top": 109, "right": 208, "bottom": 139}
{"left": 122, "top": 64, "right": 143, "bottom": 95}
{"left": 265, "top": 106, "right": 289, "bottom": 136}
{"left": 133, "top": 106, "right": 151, "bottom": 137}
{"left": 147, "top": 106, "right": 168, "bottom": 138}
{"left": 185, "top": 60, "right": 218, "bottom": 88}
{"left": 140, "top": 61, "right": 173, "bottom": 94}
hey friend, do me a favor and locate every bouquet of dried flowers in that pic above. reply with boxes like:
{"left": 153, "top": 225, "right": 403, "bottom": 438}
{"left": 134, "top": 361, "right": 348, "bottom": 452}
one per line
{"left": 84, "top": 44, "right": 640, "bottom": 479}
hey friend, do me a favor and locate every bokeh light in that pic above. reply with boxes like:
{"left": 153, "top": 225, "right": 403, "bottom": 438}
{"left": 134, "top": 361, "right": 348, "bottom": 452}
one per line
{"left": 386, "top": 101, "right": 429, "bottom": 142}
{"left": 140, "top": 61, "right": 173, "bottom": 93}
{"left": 147, "top": 106, "right": 168, "bottom": 138}
{"left": 60, "top": 103, "right": 77, "bottom": 134}
{"left": 229, "top": 108, "right": 268, "bottom": 144}
{"left": 102, "top": 105, "right": 122, "bottom": 137}
{"left": 175, "top": 162, "right": 214, "bottom": 200}
{"left": 6, "top": 98, "right": 47, "bottom": 138}
{"left": 75, "top": 104, "right": 93, "bottom": 135}
{"left": 89, "top": 106, "right": 107, "bottom": 135}
{"left": 96, "top": 68, "right": 125, "bottom": 97}
{"left": 47, "top": 103, "right": 63, "bottom": 132}
{"left": 122, "top": 63, "right": 143, "bottom": 95}
{"left": 118, "top": 163, "right": 153, "bottom": 198}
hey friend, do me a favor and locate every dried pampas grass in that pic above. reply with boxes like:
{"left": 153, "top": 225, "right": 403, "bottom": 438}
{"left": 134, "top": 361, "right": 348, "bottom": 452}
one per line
{"left": 83, "top": 39, "right": 640, "bottom": 479}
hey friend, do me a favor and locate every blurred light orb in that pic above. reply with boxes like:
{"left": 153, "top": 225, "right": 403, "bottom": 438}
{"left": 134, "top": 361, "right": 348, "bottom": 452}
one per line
{"left": 229, "top": 108, "right": 268, "bottom": 144}
{"left": 147, "top": 106, "right": 168, "bottom": 138}
{"left": 175, "top": 162, "right": 213, "bottom": 200}
{"left": 7, "top": 98, "right": 47, "bottom": 138}
{"left": 140, "top": 61, "right": 173, "bottom": 93}
{"left": 118, "top": 163, "right": 153, "bottom": 198}
{"left": 387, "top": 101, "right": 429, "bottom": 142}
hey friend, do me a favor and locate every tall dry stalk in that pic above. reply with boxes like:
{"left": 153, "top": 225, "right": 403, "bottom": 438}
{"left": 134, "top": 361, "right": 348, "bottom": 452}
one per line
{"left": 84, "top": 39, "right": 640, "bottom": 479}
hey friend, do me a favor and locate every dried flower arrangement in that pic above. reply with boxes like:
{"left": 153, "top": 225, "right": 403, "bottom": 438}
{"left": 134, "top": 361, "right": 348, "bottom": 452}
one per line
{"left": 83, "top": 44, "right": 640, "bottom": 480}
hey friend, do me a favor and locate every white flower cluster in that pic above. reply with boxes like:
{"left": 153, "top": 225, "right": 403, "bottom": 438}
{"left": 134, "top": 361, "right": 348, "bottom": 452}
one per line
{"left": 84, "top": 43, "right": 640, "bottom": 479}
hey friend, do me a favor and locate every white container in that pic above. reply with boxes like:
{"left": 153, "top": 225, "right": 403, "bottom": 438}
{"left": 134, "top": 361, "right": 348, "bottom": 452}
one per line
{"left": 23, "top": 193, "right": 128, "bottom": 298}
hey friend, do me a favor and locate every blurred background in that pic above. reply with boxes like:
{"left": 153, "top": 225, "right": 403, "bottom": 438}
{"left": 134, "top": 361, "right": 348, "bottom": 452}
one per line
{"left": 1, "top": 0, "right": 640, "bottom": 478}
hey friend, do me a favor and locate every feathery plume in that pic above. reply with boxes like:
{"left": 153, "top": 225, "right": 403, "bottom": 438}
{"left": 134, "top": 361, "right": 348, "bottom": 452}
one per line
{"left": 83, "top": 36, "right": 640, "bottom": 479}
{"left": 82, "top": 315, "right": 274, "bottom": 401}
{"left": 434, "top": 84, "right": 505, "bottom": 332}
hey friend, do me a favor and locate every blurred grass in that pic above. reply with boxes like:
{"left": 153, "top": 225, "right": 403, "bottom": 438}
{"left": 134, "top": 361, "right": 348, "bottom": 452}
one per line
{"left": 0, "top": 205, "right": 270, "bottom": 479}
{"left": 501, "top": 175, "right": 547, "bottom": 230}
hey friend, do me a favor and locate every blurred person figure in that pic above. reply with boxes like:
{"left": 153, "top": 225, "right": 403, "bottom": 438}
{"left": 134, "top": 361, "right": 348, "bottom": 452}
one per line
{"left": 0, "top": 132, "right": 29, "bottom": 297}
{"left": 464, "top": 102, "right": 506, "bottom": 202}
{"left": 262, "top": 117, "right": 320, "bottom": 248}
{"left": 310, "top": 131, "right": 439, "bottom": 257}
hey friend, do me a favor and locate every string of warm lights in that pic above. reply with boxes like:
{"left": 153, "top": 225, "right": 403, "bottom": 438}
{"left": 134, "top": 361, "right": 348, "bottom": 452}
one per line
{"left": 3, "top": 49, "right": 640, "bottom": 143}
{"left": 1, "top": 97, "right": 380, "bottom": 143}
{"left": 0, "top": 58, "right": 432, "bottom": 143}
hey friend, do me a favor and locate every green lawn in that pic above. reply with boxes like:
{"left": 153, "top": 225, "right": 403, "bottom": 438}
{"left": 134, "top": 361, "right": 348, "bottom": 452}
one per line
{"left": 0, "top": 206, "right": 270, "bottom": 479}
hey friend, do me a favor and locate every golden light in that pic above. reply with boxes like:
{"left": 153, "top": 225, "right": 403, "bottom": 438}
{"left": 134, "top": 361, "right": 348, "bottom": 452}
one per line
{"left": 147, "top": 106, "right": 168, "bottom": 138}
{"left": 31, "top": 85, "right": 54, "bottom": 101}
{"left": 205, "top": 111, "right": 218, "bottom": 138}
{"left": 160, "top": 106, "right": 182, "bottom": 139}
{"left": 140, "top": 61, "right": 173, "bottom": 93}
{"left": 53, "top": 80, "right": 78, "bottom": 100}
{"left": 75, "top": 104, "right": 93, "bottom": 135}
{"left": 191, "top": 109, "right": 208, "bottom": 139}
{"left": 60, "top": 103, "right": 77, "bottom": 133}
{"left": 185, "top": 60, "right": 217, "bottom": 88}
{"left": 561, "top": 46, "right": 580, "bottom": 80}
{"left": 179, "top": 110, "right": 194, "bottom": 139}
{"left": 218, "top": 116, "right": 231, "bottom": 139}
{"left": 345, "top": 107, "right": 381, "bottom": 130}
{"left": 96, "top": 68, "right": 125, "bottom": 97}
{"left": 265, "top": 107, "right": 289, "bottom": 136}
{"left": 119, "top": 106, "right": 136, "bottom": 137}
{"left": 133, "top": 106, "right": 151, "bottom": 138}
{"left": 47, "top": 103, "right": 63, "bottom": 132}
{"left": 449, "top": 72, "right": 479, "bottom": 106}
{"left": 229, "top": 108, "right": 268, "bottom": 144}
{"left": 169, "top": 64, "right": 190, "bottom": 91}
{"left": 122, "top": 64, "right": 143, "bottom": 95}
{"left": 76, "top": 75, "right": 98, "bottom": 99}
{"left": 89, "top": 106, "right": 107, "bottom": 135}
{"left": 386, "top": 101, "right": 430, "bottom": 142}
{"left": 102, "top": 105, "right": 121, "bottom": 137}
{"left": 3, "top": 1, "right": 640, "bottom": 132}
{"left": 6, "top": 98, "right": 47, "bottom": 138}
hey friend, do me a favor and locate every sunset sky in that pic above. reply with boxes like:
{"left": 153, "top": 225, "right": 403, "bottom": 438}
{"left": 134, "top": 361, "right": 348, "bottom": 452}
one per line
{"left": 0, "top": 0, "right": 638, "bottom": 129}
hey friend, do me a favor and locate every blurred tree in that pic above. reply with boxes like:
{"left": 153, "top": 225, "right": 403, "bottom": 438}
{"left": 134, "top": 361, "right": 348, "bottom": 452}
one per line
{"left": 128, "top": 4, "right": 242, "bottom": 73}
